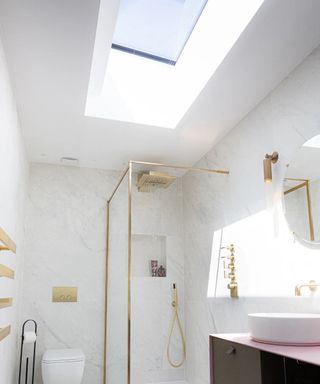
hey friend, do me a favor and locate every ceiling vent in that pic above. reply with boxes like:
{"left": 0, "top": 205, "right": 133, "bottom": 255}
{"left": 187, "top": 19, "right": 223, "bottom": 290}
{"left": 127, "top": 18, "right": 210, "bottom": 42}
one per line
{"left": 60, "top": 157, "right": 79, "bottom": 166}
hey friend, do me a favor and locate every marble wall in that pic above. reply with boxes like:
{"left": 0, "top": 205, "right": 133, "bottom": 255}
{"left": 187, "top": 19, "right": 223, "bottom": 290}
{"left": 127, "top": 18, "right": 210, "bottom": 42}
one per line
{"left": 0, "top": 35, "right": 28, "bottom": 383}
{"left": 24, "top": 164, "right": 186, "bottom": 384}
{"left": 106, "top": 170, "right": 186, "bottom": 384}
{"left": 182, "top": 44, "right": 320, "bottom": 384}
{"left": 22, "top": 164, "right": 120, "bottom": 383}
{"left": 131, "top": 175, "right": 185, "bottom": 384}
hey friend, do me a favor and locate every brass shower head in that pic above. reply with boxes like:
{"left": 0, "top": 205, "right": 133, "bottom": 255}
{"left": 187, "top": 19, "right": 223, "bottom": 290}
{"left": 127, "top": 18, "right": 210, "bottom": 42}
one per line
{"left": 137, "top": 171, "right": 176, "bottom": 192}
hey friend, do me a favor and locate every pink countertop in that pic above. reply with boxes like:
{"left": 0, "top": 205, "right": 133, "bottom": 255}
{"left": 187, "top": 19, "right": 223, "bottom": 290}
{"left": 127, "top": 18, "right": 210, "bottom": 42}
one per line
{"left": 210, "top": 333, "right": 320, "bottom": 366}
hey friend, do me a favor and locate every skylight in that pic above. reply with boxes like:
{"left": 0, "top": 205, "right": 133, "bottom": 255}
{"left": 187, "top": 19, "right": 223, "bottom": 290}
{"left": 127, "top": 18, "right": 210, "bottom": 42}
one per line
{"left": 86, "top": 0, "right": 265, "bottom": 129}
{"left": 112, "top": 0, "right": 208, "bottom": 65}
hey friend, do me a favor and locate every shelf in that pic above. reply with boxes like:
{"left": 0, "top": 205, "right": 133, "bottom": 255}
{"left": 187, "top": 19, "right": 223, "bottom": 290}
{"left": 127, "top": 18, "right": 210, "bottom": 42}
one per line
{"left": 0, "top": 227, "right": 16, "bottom": 253}
{"left": 132, "top": 234, "right": 167, "bottom": 277}
{"left": 0, "top": 325, "right": 11, "bottom": 342}
{"left": 0, "top": 298, "right": 13, "bottom": 309}
{"left": 0, "top": 264, "right": 14, "bottom": 279}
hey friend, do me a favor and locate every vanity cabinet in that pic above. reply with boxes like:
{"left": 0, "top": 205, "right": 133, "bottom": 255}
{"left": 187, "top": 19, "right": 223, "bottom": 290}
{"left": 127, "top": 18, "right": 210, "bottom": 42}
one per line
{"left": 211, "top": 337, "right": 262, "bottom": 384}
{"left": 210, "top": 334, "right": 320, "bottom": 384}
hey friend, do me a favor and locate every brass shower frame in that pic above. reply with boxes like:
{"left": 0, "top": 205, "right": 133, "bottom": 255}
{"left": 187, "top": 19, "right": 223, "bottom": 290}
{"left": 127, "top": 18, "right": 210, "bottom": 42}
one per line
{"left": 104, "top": 160, "right": 229, "bottom": 384}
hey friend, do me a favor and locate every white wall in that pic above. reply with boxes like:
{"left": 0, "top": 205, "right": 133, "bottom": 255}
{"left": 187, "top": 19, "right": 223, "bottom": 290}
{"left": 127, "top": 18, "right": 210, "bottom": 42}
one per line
{"left": 183, "top": 44, "right": 320, "bottom": 384}
{"left": 0, "top": 34, "right": 28, "bottom": 383}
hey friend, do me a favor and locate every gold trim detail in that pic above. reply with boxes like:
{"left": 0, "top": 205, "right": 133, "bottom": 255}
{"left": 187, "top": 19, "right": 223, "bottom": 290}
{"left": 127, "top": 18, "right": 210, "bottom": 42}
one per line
{"left": 127, "top": 162, "right": 132, "bottom": 384}
{"left": 284, "top": 178, "right": 314, "bottom": 241}
{"left": 52, "top": 287, "right": 78, "bottom": 302}
{"left": 0, "top": 227, "right": 16, "bottom": 253}
{"left": 103, "top": 202, "right": 110, "bottom": 384}
{"left": 107, "top": 167, "right": 129, "bottom": 203}
{"left": 0, "top": 298, "right": 13, "bottom": 309}
{"left": 0, "top": 325, "right": 11, "bottom": 342}
{"left": 130, "top": 160, "right": 229, "bottom": 175}
{"left": 0, "top": 264, "right": 15, "bottom": 279}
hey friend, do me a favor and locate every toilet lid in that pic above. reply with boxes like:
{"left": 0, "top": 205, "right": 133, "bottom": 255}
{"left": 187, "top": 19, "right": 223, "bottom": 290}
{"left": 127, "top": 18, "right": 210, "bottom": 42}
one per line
{"left": 42, "top": 349, "right": 85, "bottom": 364}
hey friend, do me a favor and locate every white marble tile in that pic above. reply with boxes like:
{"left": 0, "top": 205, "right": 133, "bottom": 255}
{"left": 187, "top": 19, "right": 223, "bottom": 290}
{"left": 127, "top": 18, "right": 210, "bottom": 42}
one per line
{"left": 23, "top": 164, "right": 121, "bottom": 384}
{"left": 182, "top": 44, "right": 320, "bottom": 384}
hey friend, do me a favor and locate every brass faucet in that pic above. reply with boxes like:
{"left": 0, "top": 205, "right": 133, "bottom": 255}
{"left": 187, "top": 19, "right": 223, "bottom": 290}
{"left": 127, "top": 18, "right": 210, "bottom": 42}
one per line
{"left": 222, "top": 244, "right": 238, "bottom": 298}
{"left": 295, "top": 280, "right": 320, "bottom": 296}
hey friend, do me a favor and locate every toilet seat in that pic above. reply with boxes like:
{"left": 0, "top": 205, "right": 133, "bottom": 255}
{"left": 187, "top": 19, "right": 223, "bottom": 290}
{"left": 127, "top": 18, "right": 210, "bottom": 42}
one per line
{"left": 42, "top": 349, "right": 85, "bottom": 384}
{"left": 42, "top": 349, "right": 85, "bottom": 364}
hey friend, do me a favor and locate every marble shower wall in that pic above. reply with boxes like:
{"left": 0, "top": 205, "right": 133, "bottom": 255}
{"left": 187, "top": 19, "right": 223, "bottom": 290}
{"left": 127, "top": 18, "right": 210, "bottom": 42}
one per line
{"left": 24, "top": 164, "right": 186, "bottom": 384}
{"left": 22, "top": 164, "right": 121, "bottom": 384}
{"left": 0, "top": 35, "right": 28, "bottom": 384}
{"left": 131, "top": 175, "right": 185, "bottom": 384}
{"left": 182, "top": 44, "right": 320, "bottom": 384}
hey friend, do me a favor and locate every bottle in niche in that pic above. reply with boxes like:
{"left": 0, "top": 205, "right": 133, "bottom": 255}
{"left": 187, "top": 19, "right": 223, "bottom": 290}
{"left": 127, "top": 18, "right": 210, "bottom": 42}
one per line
{"left": 157, "top": 265, "right": 166, "bottom": 277}
{"left": 150, "top": 260, "right": 158, "bottom": 277}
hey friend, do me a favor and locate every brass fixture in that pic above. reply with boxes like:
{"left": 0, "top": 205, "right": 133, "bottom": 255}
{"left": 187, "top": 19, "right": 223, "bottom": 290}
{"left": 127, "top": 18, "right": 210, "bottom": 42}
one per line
{"left": 0, "top": 298, "right": 13, "bottom": 309}
{"left": 167, "top": 283, "right": 186, "bottom": 368}
{"left": 105, "top": 160, "right": 230, "bottom": 384}
{"left": 52, "top": 287, "right": 78, "bottom": 302}
{"left": 222, "top": 244, "right": 238, "bottom": 298}
{"left": 295, "top": 280, "right": 320, "bottom": 296}
{"left": 0, "top": 264, "right": 15, "bottom": 279}
{"left": 263, "top": 152, "right": 279, "bottom": 183}
{"left": 137, "top": 171, "right": 176, "bottom": 192}
{"left": 0, "top": 227, "right": 16, "bottom": 253}
{"left": 284, "top": 178, "right": 314, "bottom": 241}
{"left": 0, "top": 325, "right": 11, "bottom": 342}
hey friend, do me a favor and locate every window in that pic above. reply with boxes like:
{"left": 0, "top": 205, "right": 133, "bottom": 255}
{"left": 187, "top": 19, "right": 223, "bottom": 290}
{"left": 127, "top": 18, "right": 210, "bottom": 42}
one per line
{"left": 112, "top": 0, "right": 208, "bottom": 65}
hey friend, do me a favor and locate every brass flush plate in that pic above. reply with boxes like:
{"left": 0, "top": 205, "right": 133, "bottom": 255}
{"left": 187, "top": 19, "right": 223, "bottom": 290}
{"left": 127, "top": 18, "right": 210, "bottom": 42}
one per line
{"left": 52, "top": 287, "right": 78, "bottom": 303}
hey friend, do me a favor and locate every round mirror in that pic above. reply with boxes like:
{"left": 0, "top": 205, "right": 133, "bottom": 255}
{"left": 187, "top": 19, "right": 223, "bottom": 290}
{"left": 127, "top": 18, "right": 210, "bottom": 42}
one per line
{"left": 283, "top": 134, "right": 320, "bottom": 245}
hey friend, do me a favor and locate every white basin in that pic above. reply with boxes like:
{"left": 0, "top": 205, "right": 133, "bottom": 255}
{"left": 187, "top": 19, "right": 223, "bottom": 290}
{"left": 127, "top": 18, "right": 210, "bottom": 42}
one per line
{"left": 248, "top": 313, "right": 320, "bottom": 345}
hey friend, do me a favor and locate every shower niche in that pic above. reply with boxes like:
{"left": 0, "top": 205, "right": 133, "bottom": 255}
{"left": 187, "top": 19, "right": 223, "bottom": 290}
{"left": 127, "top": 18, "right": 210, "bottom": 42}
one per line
{"left": 132, "top": 234, "right": 167, "bottom": 278}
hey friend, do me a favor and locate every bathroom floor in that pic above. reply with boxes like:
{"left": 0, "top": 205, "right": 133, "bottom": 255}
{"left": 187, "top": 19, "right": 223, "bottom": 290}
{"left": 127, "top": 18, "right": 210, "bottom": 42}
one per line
{"left": 149, "top": 382, "right": 188, "bottom": 384}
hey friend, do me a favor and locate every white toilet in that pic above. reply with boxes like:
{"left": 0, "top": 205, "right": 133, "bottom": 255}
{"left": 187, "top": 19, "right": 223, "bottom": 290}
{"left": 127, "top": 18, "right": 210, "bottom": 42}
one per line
{"left": 42, "top": 349, "right": 85, "bottom": 384}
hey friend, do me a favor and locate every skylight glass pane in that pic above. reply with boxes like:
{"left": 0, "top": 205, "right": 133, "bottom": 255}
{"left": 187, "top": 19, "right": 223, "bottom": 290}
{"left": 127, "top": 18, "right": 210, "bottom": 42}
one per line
{"left": 112, "top": 0, "right": 208, "bottom": 65}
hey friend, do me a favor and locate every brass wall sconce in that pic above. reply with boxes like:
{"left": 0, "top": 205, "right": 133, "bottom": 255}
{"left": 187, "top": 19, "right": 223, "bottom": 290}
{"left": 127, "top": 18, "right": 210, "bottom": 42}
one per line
{"left": 263, "top": 152, "right": 279, "bottom": 183}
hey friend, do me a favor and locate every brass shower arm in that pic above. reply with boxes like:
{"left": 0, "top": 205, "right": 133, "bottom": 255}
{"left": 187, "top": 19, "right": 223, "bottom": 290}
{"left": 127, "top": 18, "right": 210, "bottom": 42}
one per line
{"left": 130, "top": 160, "right": 229, "bottom": 175}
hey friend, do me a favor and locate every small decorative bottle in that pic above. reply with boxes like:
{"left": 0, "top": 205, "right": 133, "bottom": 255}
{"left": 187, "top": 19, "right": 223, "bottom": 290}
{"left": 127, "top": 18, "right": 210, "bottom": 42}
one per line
{"left": 150, "top": 260, "right": 158, "bottom": 277}
{"left": 157, "top": 265, "right": 166, "bottom": 277}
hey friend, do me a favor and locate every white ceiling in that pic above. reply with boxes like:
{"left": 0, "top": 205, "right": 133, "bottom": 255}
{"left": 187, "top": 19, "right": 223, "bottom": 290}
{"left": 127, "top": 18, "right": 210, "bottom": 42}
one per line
{"left": 1, "top": 0, "right": 320, "bottom": 171}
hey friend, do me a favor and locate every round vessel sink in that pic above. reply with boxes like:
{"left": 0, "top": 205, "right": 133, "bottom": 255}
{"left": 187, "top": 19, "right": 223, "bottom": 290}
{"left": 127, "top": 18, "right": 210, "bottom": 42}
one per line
{"left": 248, "top": 313, "right": 320, "bottom": 345}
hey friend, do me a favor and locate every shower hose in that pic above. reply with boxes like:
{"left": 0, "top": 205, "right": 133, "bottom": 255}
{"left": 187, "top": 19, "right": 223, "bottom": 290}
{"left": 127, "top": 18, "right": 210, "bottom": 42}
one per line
{"left": 167, "top": 283, "right": 186, "bottom": 368}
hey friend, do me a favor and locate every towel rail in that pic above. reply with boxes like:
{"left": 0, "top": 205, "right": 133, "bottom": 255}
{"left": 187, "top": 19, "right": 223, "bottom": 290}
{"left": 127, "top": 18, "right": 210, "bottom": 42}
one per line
{"left": 0, "top": 264, "right": 15, "bottom": 279}
{"left": 0, "top": 325, "right": 11, "bottom": 342}
{"left": 0, "top": 298, "right": 13, "bottom": 309}
{"left": 0, "top": 227, "right": 16, "bottom": 253}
